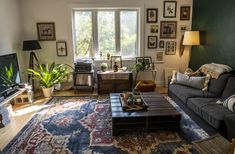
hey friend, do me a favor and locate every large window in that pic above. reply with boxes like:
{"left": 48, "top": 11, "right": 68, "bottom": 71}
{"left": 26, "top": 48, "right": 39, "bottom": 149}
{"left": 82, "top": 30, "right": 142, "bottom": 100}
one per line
{"left": 73, "top": 9, "right": 139, "bottom": 60}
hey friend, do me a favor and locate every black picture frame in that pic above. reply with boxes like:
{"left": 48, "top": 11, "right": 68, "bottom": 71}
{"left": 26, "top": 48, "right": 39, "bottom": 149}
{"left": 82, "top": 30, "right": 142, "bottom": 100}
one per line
{"left": 147, "top": 8, "right": 158, "bottom": 23}
{"left": 165, "top": 41, "right": 176, "bottom": 55}
{"left": 148, "top": 36, "right": 158, "bottom": 49}
{"left": 163, "top": 1, "right": 177, "bottom": 18}
{"left": 180, "top": 6, "right": 191, "bottom": 20}
{"left": 56, "top": 41, "right": 67, "bottom": 56}
{"left": 160, "top": 21, "right": 177, "bottom": 39}
{"left": 37, "top": 22, "right": 56, "bottom": 41}
{"left": 136, "top": 57, "right": 144, "bottom": 64}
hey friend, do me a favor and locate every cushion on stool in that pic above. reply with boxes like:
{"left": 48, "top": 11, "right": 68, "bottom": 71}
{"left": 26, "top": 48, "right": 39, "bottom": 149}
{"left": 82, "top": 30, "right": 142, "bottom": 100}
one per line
{"left": 135, "top": 80, "right": 156, "bottom": 92}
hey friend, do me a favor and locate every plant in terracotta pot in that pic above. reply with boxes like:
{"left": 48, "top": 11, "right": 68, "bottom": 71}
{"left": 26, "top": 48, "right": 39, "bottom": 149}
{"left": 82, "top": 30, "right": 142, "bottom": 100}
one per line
{"left": 27, "top": 62, "right": 68, "bottom": 97}
{"left": 100, "top": 62, "right": 108, "bottom": 72}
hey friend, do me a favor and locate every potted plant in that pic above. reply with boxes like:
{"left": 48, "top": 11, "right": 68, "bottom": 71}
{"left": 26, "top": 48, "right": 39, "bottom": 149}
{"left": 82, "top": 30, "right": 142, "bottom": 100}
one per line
{"left": 27, "top": 62, "right": 68, "bottom": 97}
{"left": 101, "top": 62, "right": 108, "bottom": 72}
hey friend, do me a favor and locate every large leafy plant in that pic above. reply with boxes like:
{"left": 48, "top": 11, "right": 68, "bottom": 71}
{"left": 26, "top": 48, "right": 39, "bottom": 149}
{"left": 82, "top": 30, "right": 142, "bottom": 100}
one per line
{"left": 0, "top": 64, "right": 15, "bottom": 86}
{"left": 27, "top": 63, "right": 68, "bottom": 88}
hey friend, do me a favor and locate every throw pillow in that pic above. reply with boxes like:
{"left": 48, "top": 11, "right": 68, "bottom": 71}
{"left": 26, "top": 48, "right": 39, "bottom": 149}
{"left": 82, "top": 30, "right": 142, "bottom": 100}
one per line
{"left": 170, "top": 70, "right": 177, "bottom": 84}
{"left": 202, "top": 74, "right": 211, "bottom": 91}
{"left": 176, "top": 72, "right": 206, "bottom": 90}
{"left": 216, "top": 94, "right": 235, "bottom": 112}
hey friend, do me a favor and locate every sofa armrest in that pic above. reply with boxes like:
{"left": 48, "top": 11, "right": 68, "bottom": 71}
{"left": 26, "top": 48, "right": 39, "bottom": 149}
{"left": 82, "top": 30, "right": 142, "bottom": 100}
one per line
{"left": 224, "top": 114, "right": 235, "bottom": 140}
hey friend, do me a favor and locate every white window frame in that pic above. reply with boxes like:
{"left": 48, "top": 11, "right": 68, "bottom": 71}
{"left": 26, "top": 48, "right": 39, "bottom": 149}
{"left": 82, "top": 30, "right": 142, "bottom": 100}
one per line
{"left": 72, "top": 7, "right": 141, "bottom": 60}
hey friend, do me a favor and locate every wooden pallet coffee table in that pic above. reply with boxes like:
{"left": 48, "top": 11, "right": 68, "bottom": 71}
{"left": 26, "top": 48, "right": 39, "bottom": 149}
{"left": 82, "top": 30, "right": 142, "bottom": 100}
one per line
{"left": 110, "top": 92, "right": 181, "bottom": 135}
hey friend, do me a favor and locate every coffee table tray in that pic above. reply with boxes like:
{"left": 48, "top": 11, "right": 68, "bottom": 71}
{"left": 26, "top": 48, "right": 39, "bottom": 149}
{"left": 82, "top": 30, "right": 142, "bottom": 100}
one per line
{"left": 119, "top": 93, "right": 148, "bottom": 111}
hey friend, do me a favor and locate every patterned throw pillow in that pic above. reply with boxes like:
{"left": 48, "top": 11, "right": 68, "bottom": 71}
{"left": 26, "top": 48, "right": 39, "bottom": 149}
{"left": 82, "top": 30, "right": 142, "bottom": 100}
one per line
{"left": 222, "top": 95, "right": 235, "bottom": 112}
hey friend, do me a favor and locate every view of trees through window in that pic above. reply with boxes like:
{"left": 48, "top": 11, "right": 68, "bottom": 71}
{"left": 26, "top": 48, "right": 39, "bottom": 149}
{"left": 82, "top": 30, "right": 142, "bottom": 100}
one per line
{"left": 74, "top": 9, "right": 139, "bottom": 59}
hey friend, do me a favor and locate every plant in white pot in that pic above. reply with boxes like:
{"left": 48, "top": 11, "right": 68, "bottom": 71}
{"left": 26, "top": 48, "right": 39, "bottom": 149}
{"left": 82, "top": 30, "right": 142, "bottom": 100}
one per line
{"left": 27, "top": 62, "right": 68, "bottom": 97}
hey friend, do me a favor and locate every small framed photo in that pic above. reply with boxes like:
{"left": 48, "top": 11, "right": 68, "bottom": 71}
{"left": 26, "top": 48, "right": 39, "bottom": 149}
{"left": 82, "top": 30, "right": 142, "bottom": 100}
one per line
{"left": 165, "top": 41, "right": 176, "bottom": 55}
{"left": 159, "top": 40, "right": 165, "bottom": 48}
{"left": 164, "top": 1, "right": 177, "bottom": 18}
{"left": 136, "top": 57, "right": 144, "bottom": 64}
{"left": 180, "top": 6, "right": 191, "bottom": 20}
{"left": 110, "top": 56, "right": 122, "bottom": 68}
{"left": 37, "top": 22, "right": 56, "bottom": 41}
{"left": 160, "top": 21, "right": 177, "bottom": 39}
{"left": 148, "top": 36, "right": 158, "bottom": 49}
{"left": 147, "top": 9, "right": 158, "bottom": 23}
{"left": 150, "top": 25, "right": 158, "bottom": 33}
{"left": 155, "top": 51, "right": 164, "bottom": 63}
{"left": 56, "top": 41, "right": 67, "bottom": 56}
{"left": 180, "top": 25, "right": 189, "bottom": 32}
{"left": 143, "top": 57, "right": 152, "bottom": 69}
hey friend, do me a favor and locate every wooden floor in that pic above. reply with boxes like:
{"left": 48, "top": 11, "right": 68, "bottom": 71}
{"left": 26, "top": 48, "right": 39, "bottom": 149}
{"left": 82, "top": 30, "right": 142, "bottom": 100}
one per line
{"left": 0, "top": 87, "right": 167, "bottom": 150}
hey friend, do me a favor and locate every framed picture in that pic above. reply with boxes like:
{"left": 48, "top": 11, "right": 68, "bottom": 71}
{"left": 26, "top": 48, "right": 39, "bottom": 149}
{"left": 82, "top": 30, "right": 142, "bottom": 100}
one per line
{"left": 165, "top": 41, "right": 176, "bottom": 55}
{"left": 159, "top": 40, "right": 165, "bottom": 48}
{"left": 56, "top": 41, "right": 67, "bottom": 56}
{"left": 155, "top": 51, "right": 164, "bottom": 63}
{"left": 180, "top": 25, "right": 189, "bottom": 32}
{"left": 160, "top": 21, "right": 177, "bottom": 39}
{"left": 164, "top": 1, "right": 177, "bottom": 18}
{"left": 147, "top": 9, "right": 158, "bottom": 23}
{"left": 148, "top": 36, "right": 158, "bottom": 49}
{"left": 150, "top": 25, "right": 158, "bottom": 33}
{"left": 110, "top": 56, "right": 122, "bottom": 68}
{"left": 37, "top": 22, "right": 56, "bottom": 41}
{"left": 143, "top": 57, "right": 152, "bottom": 69}
{"left": 180, "top": 6, "right": 191, "bottom": 20}
{"left": 136, "top": 57, "right": 144, "bottom": 64}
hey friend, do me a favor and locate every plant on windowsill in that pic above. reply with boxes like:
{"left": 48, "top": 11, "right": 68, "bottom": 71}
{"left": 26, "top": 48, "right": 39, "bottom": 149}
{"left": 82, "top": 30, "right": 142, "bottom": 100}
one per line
{"left": 27, "top": 62, "right": 68, "bottom": 98}
{"left": 101, "top": 62, "right": 108, "bottom": 72}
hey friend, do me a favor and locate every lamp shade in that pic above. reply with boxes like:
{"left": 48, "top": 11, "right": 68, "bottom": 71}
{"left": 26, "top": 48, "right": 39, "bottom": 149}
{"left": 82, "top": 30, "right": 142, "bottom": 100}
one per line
{"left": 22, "top": 40, "right": 41, "bottom": 51}
{"left": 183, "top": 31, "right": 200, "bottom": 45}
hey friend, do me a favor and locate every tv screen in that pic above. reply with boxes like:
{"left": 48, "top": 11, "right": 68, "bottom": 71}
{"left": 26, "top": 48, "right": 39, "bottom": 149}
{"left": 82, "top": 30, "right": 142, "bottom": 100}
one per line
{"left": 0, "top": 53, "right": 21, "bottom": 95}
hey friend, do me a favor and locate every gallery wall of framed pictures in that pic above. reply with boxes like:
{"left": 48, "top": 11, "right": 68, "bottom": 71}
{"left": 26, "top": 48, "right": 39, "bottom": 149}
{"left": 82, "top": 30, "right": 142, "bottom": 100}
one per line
{"left": 145, "top": 1, "right": 192, "bottom": 64}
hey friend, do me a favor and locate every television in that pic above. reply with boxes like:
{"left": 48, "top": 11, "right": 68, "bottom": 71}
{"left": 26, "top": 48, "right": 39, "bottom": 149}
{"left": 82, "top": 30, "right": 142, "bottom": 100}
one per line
{"left": 0, "top": 53, "right": 21, "bottom": 97}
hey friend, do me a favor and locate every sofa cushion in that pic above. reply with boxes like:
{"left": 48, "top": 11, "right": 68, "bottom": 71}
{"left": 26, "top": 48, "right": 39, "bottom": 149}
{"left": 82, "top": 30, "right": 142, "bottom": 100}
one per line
{"left": 201, "top": 104, "right": 233, "bottom": 129}
{"left": 221, "top": 77, "right": 235, "bottom": 100}
{"left": 187, "top": 97, "right": 219, "bottom": 116}
{"left": 208, "top": 73, "right": 232, "bottom": 97}
{"left": 168, "top": 84, "right": 216, "bottom": 104}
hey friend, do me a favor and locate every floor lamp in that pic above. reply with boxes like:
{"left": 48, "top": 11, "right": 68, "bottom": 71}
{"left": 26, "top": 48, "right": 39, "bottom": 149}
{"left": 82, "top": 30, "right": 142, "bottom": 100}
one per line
{"left": 22, "top": 40, "right": 41, "bottom": 90}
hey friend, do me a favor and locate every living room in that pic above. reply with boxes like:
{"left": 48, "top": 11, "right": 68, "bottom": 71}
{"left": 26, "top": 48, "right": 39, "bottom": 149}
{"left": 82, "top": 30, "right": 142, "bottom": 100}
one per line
{"left": 0, "top": 0, "right": 235, "bottom": 153}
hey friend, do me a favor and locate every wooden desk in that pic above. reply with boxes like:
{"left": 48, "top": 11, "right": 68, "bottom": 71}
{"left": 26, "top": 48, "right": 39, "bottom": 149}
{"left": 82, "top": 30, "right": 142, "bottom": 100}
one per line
{"left": 97, "top": 70, "right": 133, "bottom": 94}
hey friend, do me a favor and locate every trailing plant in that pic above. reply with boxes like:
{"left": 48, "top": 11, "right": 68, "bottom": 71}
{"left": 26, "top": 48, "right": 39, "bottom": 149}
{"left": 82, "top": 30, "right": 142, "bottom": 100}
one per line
{"left": 27, "top": 62, "right": 68, "bottom": 88}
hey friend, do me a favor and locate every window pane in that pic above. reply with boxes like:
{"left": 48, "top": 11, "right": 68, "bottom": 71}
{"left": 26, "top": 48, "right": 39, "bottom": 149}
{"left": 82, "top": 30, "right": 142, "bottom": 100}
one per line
{"left": 120, "top": 11, "right": 138, "bottom": 57}
{"left": 98, "top": 11, "right": 115, "bottom": 57}
{"left": 74, "top": 11, "right": 93, "bottom": 58}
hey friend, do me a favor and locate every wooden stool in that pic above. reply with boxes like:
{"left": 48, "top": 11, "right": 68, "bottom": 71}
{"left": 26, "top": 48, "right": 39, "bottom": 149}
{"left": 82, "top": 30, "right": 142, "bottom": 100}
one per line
{"left": 13, "top": 92, "right": 28, "bottom": 103}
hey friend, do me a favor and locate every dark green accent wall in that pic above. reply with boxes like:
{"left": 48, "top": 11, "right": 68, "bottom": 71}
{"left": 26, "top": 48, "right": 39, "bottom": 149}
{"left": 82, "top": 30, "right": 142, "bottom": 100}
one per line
{"left": 190, "top": 0, "right": 235, "bottom": 70}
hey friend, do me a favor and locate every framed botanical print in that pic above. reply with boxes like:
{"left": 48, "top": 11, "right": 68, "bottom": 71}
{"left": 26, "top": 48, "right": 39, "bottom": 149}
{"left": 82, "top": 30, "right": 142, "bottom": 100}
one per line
{"left": 155, "top": 51, "right": 164, "bottom": 63}
{"left": 110, "top": 56, "right": 122, "bottom": 68}
{"left": 165, "top": 41, "right": 176, "bottom": 55}
{"left": 164, "top": 1, "right": 177, "bottom": 18}
{"left": 160, "top": 21, "right": 177, "bottom": 39}
{"left": 56, "top": 41, "right": 67, "bottom": 56}
{"left": 37, "top": 22, "right": 56, "bottom": 41}
{"left": 150, "top": 25, "right": 158, "bottom": 33}
{"left": 147, "top": 9, "right": 158, "bottom": 23}
{"left": 148, "top": 36, "right": 158, "bottom": 49}
{"left": 180, "top": 6, "right": 191, "bottom": 20}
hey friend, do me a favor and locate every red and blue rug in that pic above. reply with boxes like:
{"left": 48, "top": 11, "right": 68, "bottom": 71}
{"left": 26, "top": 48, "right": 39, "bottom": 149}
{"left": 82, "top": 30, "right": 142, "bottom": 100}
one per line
{"left": 3, "top": 96, "right": 208, "bottom": 154}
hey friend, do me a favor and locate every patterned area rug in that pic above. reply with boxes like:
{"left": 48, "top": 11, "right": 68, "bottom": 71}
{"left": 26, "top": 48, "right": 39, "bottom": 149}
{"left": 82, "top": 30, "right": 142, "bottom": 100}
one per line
{"left": 3, "top": 96, "right": 209, "bottom": 154}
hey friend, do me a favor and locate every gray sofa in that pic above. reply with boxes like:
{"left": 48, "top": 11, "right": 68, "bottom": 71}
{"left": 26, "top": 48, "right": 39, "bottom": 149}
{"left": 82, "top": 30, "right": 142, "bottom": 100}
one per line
{"left": 168, "top": 73, "right": 235, "bottom": 140}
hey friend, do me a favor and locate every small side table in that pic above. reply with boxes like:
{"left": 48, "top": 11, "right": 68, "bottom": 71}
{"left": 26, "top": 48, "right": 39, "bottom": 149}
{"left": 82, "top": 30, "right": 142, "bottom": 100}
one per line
{"left": 193, "top": 134, "right": 231, "bottom": 154}
{"left": 73, "top": 70, "right": 94, "bottom": 92}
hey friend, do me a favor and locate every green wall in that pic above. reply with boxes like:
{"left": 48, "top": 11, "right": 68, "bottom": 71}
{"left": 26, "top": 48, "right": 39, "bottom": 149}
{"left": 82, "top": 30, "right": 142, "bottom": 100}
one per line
{"left": 190, "top": 0, "right": 235, "bottom": 70}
